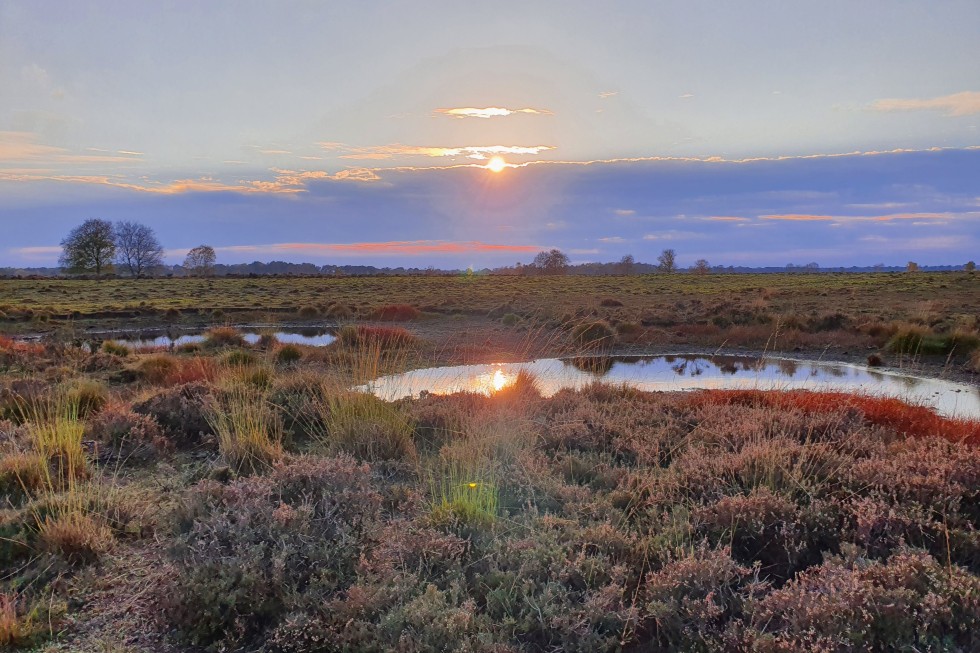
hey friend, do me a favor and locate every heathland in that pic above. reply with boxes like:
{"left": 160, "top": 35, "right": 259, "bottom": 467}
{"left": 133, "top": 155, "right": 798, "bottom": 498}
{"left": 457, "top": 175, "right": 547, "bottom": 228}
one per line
{"left": 1, "top": 271, "right": 979, "bottom": 651}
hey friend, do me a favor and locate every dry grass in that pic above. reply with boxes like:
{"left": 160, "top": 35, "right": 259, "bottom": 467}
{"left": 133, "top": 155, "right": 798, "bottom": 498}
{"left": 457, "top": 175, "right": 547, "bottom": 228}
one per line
{"left": 208, "top": 383, "right": 284, "bottom": 473}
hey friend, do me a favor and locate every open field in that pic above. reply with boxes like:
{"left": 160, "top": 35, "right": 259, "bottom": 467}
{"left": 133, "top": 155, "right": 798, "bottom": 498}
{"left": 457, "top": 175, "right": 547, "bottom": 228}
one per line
{"left": 2, "top": 272, "right": 979, "bottom": 377}
{"left": 1, "top": 274, "right": 979, "bottom": 651}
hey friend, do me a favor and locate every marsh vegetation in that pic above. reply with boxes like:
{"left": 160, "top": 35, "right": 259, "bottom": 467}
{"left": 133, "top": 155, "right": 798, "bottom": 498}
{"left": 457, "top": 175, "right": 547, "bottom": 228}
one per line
{"left": 0, "top": 273, "right": 978, "bottom": 651}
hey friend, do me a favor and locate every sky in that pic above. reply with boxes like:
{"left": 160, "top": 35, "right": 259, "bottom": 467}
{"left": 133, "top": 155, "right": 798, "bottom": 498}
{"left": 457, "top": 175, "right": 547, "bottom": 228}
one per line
{"left": 1, "top": 0, "right": 978, "bottom": 269}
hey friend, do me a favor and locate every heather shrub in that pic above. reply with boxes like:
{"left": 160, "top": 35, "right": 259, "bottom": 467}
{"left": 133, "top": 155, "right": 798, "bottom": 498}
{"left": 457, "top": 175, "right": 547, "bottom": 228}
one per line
{"left": 599, "top": 297, "right": 624, "bottom": 307}
{"left": 643, "top": 545, "right": 758, "bottom": 651}
{"left": 501, "top": 312, "right": 520, "bottom": 326}
{"left": 741, "top": 547, "right": 980, "bottom": 651}
{"left": 85, "top": 404, "right": 169, "bottom": 464}
{"left": 694, "top": 488, "right": 837, "bottom": 583}
{"left": 163, "top": 456, "right": 381, "bottom": 651}
{"left": 132, "top": 382, "right": 214, "bottom": 448}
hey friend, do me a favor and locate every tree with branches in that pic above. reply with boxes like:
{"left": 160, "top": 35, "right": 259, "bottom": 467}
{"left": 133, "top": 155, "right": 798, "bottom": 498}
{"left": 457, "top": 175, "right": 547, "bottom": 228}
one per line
{"left": 657, "top": 248, "right": 676, "bottom": 273}
{"left": 59, "top": 219, "right": 117, "bottom": 275}
{"left": 184, "top": 245, "right": 217, "bottom": 276}
{"left": 532, "top": 249, "right": 570, "bottom": 275}
{"left": 115, "top": 221, "right": 164, "bottom": 277}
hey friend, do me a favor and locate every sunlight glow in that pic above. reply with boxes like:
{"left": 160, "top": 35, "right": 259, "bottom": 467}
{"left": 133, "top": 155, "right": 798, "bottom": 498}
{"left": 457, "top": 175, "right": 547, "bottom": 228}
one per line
{"left": 491, "top": 368, "right": 509, "bottom": 390}
{"left": 486, "top": 156, "right": 507, "bottom": 173}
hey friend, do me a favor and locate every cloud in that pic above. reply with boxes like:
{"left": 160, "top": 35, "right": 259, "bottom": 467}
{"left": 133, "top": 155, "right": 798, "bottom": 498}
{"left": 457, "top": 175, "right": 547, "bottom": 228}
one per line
{"left": 435, "top": 107, "right": 552, "bottom": 119}
{"left": 703, "top": 216, "right": 750, "bottom": 222}
{"left": 760, "top": 211, "right": 978, "bottom": 223}
{"left": 613, "top": 208, "right": 636, "bottom": 216}
{"left": 0, "top": 131, "right": 144, "bottom": 165}
{"left": 871, "top": 91, "right": 980, "bottom": 117}
{"left": 210, "top": 240, "right": 540, "bottom": 256}
{"left": 598, "top": 91, "right": 618, "bottom": 99}
{"left": 598, "top": 236, "right": 626, "bottom": 243}
{"left": 679, "top": 93, "right": 694, "bottom": 99}
{"left": 7, "top": 245, "right": 62, "bottom": 259}
{"left": 760, "top": 214, "right": 836, "bottom": 221}
{"left": 329, "top": 143, "right": 555, "bottom": 161}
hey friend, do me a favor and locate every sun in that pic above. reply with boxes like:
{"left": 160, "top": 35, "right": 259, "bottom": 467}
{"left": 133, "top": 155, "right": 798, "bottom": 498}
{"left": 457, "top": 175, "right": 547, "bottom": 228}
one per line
{"left": 486, "top": 156, "right": 507, "bottom": 173}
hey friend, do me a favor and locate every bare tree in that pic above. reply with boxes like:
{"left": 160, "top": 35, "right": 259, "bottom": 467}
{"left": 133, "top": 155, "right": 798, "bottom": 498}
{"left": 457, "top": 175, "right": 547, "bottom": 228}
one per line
{"left": 692, "top": 258, "right": 710, "bottom": 274}
{"left": 531, "top": 249, "right": 570, "bottom": 275}
{"left": 59, "top": 219, "right": 116, "bottom": 275}
{"left": 906, "top": 261, "right": 919, "bottom": 272}
{"left": 657, "top": 248, "right": 676, "bottom": 273}
{"left": 966, "top": 261, "right": 976, "bottom": 271}
{"left": 184, "top": 245, "right": 217, "bottom": 277}
{"left": 115, "top": 221, "right": 164, "bottom": 277}
{"left": 616, "top": 254, "right": 635, "bottom": 275}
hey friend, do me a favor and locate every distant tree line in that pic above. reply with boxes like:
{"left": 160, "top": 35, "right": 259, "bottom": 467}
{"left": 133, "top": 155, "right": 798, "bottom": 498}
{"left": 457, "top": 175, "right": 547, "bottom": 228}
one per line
{"left": 10, "top": 219, "right": 976, "bottom": 279}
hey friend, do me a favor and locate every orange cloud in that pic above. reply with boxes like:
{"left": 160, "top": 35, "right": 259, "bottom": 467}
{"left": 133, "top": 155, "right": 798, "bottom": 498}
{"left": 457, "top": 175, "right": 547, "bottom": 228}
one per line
{"left": 871, "top": 91, "right": 980, "bottom": 117}
{"left": 435, "top": 107, "right": 552, "bottom": 119}
{"left": 330, "top": 143, "right": 555, "bottom": 161}
{"left": 0, "top": 131, "right": 143, "bottom": 164}
{"left": 760, "top": 214, "right": 836, "bottom": 221}
{"left": 213, "top": 241, "right": 540, "bottom": 256}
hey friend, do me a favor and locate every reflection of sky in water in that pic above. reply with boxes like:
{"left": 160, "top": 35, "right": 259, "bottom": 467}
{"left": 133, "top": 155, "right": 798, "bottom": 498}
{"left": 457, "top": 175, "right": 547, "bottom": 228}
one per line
{"left": 365, "top": 355, "right": 980, "bottom": 421}
{"left": 109, "top": 329, "right": 336, "bottom": 348}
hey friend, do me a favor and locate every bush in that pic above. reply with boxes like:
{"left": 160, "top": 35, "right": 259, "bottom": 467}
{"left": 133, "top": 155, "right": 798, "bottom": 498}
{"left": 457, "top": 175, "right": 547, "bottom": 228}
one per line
{"left": 132, "top": 383, "right": 214, "bottom": 448}
{"left": 163, "top": 456, "right": 381, "bottom": 650}
{"left": 324, "top": 303, "right": 354, "bottom": 319}
{"left": 501, "top": 312, "right": 520, "bottom": 326}
{"left": 37, "top": 512, "right": 114, "bottom": 565}
{"left": 85, "top": 404, "right": 169, "bottom": 464}
{"left": 599, "top": 297, "right": 624, "bottom": 307}
{"left": 223, "top": 349, "right": 256, "bottom": 367}
{"left": 742, "top": 547, "right": 980, "bottom": 650}
{"left": 0, "top": 452, "right": 47, "bottom": 502}
{"left": 136, "top": 355, "right": 178, "bottom": 384}
{"left": 370, "top": 304, "right": 421, "bottom": 321}
{"left": 571, "top": 321, "right": 616, "bottom": 349}
{"left": 297, "top": 305, "right": 319, "bottom": 318}
{"left": 100, "top": 341, "right": 130, "bottom": 357}
{"left": 336, "top": 324, "right": 417, "bottom": 349}
{"left": 204, "top": 326, "right": 245, "bottom": 349}
{"left": 275, "top": 344, "right": 303, "bottom": 365}
{"left": 643, "top": 545, "right": 756, "bottom": 650}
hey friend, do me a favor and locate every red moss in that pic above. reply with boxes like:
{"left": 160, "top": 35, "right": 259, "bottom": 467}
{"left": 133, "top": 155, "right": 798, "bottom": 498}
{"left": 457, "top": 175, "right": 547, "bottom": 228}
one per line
{"left": 687, "top": 389, "right": 980, "bottom": 444}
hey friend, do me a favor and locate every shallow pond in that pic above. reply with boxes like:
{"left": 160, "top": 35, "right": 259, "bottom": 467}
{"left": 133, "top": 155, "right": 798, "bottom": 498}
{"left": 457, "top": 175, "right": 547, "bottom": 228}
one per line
{"left": 365, "top": 354, "right": 980, "bottom": 420}
{"left": 103, "top": 326, "right": 337, "bottom": 348}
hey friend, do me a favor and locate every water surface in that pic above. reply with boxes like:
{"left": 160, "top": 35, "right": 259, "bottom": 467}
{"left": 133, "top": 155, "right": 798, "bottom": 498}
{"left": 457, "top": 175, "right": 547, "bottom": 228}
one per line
{"left": 105, "top": 326, "right": 336, "bottom": 348}
{"left": 365, "top": 355, "right": 980, "bottom": 420}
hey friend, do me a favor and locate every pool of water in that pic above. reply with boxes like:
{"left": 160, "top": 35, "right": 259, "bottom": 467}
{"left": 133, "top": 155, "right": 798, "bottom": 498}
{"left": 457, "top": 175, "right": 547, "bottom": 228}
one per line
{"left": 364, "top": 354, "right": 980, "bottom": 420}
{"left": 103, "top": 326, "right": 336, "bottom": 348}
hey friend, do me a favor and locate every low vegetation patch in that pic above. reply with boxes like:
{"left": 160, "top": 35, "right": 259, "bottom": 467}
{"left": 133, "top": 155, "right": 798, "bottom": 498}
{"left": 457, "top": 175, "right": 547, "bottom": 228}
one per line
{"left": 370, "top": 303, "right": 421, "bottom": 321}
